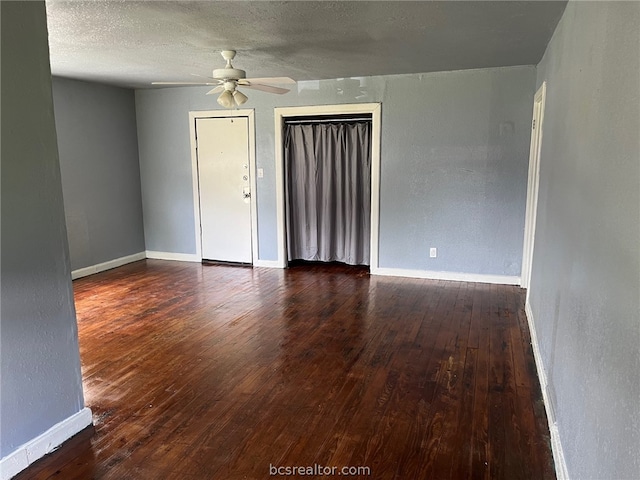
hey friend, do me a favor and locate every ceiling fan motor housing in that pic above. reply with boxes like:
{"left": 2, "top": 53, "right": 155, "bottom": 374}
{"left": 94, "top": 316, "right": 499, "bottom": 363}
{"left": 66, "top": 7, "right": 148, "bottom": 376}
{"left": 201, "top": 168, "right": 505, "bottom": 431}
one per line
{"left": 213, "top": 67, "right": 246, "bottom": 80}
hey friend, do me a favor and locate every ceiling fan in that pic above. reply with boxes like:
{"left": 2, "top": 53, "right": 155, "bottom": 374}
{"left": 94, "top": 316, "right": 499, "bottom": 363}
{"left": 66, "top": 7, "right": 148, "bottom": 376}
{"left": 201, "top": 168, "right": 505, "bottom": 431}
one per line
{"left": 152, "top": 50, "right": 295, "bottom": 108}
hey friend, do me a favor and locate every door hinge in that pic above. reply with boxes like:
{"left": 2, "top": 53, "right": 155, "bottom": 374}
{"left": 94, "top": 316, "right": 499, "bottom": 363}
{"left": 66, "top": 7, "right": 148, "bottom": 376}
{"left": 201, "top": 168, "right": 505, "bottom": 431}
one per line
{"left": 532, "top": 119, "right": 536, "bottom": 130}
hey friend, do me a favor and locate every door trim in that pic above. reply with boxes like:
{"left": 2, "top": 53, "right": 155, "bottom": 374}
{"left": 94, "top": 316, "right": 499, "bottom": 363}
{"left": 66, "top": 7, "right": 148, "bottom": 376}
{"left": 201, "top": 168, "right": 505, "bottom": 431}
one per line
{"left": 521, "top": 82, "right": 546, "bottom": 292}
{"left": 189, "top": 109, "right": 257, "bottom": 262}
{"left": 274, "top": 103, "right": 381, "bottom": 269}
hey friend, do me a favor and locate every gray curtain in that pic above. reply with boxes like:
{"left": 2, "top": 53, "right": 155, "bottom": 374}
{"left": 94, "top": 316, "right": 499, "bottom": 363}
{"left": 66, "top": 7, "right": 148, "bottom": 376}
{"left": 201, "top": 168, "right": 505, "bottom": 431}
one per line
{"left": 284, "top": 120, "right": 371, "bottom": 265}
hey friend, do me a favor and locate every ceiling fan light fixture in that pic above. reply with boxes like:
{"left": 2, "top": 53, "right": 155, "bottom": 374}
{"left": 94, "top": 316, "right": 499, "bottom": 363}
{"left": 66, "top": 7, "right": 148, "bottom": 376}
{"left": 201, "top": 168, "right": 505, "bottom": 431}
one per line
{"left": 217, "top": 89, "right": 234, "bottom": 108}
{"left": 233, "top": 89, "right": 248, "bottom": 106}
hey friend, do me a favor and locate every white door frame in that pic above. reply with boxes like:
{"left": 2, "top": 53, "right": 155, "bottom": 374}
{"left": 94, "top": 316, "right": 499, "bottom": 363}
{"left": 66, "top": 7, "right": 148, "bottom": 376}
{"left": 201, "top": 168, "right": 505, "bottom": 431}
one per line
{"left": 521, "top": 82, "right": 546, "bottom": 292}
{"left": 189, "top": 109, "right": 258, "bottom": 262}
{"left": 274, "top": 103, "right": 382, "bottom": 269}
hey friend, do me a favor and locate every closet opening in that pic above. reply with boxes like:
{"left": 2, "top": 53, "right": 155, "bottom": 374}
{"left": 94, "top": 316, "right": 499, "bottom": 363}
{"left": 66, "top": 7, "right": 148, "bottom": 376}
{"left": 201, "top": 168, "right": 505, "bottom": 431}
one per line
{"left": 283, "top": 114, "right": 372, "bottom": 269}
{"left": 274, "top": 103, "right": 381, "bottom": 271}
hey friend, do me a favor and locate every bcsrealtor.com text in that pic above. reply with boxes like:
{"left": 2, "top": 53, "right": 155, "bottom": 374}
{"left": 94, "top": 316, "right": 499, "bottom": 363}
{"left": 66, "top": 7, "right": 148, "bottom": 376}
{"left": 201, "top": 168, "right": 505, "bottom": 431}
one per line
{"left": 269, "top": 463, "right": 371, "bottom": 476}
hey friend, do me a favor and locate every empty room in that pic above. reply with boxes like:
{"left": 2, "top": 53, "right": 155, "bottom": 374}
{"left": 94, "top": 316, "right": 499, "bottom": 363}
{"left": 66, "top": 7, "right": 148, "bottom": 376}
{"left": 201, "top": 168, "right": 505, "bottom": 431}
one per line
{"left": 1, "top": 1, "right": 638, "bottom": 479}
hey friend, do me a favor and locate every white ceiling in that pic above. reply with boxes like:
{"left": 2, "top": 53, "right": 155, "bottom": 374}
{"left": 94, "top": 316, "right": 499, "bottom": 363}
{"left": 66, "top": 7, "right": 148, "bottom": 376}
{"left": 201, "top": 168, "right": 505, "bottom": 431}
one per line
{"left": 45, "top": 1, "right": 567, "bottom": 89}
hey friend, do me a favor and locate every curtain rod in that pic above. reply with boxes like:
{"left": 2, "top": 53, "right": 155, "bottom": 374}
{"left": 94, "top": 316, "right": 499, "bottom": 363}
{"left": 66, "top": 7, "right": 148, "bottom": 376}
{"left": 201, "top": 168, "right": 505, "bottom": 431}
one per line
{"left": 284, "top": 117, "right": 372, "bottom": 124}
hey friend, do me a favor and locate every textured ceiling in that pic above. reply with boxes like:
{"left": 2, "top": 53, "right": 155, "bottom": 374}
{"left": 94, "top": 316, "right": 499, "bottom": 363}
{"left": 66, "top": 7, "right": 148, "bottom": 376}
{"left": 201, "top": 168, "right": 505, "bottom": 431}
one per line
{"left": 45, "top": 1, "right": 567, "bottom": 89}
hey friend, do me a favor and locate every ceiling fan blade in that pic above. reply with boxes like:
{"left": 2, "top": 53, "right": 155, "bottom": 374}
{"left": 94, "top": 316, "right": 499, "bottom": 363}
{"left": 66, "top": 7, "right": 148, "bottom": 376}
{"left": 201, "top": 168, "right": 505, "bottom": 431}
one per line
{"left": 241, "top": 77, "right": 296, "bottom": 85}
{"left": 206, "top": 86, "right": 225, "bottom": 95}
{"left": 152, "top": 81, "right": 219, "bottom": 86}
{"left": 241, "top": 83, "right": 290, "bottom": 95}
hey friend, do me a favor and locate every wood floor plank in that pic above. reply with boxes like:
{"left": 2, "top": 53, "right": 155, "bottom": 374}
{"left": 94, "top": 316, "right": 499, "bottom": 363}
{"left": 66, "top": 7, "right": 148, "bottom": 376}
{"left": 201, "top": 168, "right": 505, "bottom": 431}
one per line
{"left": 470, "top": 282, "right": 493, "bottom": 480}
{"left": 14, "top": 260, "right": 555, "bottom": 480}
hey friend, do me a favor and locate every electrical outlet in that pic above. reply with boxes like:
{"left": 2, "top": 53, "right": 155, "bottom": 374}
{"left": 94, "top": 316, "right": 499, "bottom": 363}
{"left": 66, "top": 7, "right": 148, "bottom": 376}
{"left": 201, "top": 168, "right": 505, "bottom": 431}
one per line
{"left": 429, "top": 247, "right": 437, "bottom": 258}
{"left": 257, "top": 168, "right": 264, "bottom": 178}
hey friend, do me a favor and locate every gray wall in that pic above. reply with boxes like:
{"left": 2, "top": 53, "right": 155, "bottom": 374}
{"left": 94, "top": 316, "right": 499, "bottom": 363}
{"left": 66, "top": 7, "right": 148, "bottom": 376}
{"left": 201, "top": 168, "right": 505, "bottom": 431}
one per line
{"left": 136, "top": 66, "right": 535, "bottom": 276}
{"left": 0, "top": 1, "right": 86, "bottom": 457}
{"left": 52, "top": 77, "right": 145, "bottom": 271}
{"left": 531, "top": 2, "right": 640, "bottom": 478}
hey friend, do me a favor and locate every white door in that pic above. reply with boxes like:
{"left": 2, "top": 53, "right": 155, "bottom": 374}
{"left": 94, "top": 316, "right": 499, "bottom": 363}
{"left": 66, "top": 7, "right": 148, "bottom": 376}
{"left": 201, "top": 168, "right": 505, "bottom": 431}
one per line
{"left": 196, "top": 117, "right": 252, "bottom": 263}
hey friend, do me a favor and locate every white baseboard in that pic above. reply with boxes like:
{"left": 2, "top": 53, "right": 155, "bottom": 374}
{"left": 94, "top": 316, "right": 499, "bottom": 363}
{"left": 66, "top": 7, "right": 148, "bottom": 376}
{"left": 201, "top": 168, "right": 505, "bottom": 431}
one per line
{"left": 0, "top": 407, "right": 92, "bottom": 480}
{"left": 145, "top": 250, "right": 201, "bottom": 262}
{"left": 370, "top": 267, "right": 521, "bottom": 285}
{"left": 524, "top": 300, "right": 569, "bottom": 480}
{"left": 71, "top": 252, "right": 146, "bottom": 280}
{"left": 253, "top": 259, "right": 285, "bottom": 268}
{"left": 146, "top": 252, "right": 284, "bottom": 267}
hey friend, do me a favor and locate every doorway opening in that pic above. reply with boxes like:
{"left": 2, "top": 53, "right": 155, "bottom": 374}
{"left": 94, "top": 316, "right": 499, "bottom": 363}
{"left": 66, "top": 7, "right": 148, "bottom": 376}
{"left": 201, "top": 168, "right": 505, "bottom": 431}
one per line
{"left": 274, "top": 104, "right": 381, "bottom": 270}
{"left": 521, "top": 82, "right": 547, "bottom": 295}
{"left": 284, "top": 114, "right": 372, "bottom": 268}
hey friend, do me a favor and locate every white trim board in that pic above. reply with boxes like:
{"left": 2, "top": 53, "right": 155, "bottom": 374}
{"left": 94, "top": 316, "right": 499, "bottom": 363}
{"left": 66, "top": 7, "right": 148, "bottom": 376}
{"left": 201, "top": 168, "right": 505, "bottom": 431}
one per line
{"left": 253, "top": 259, "right": 284, "bottom": 268}
{"left": 372, "top": 267, "right": 520, "bottom": 285}
{"left": 145, "top": 250, "right": 201, "bottom": 262}
{"left": 274, "top": 103, "right": 382, "bottom": 270}
{"left": 71, "top": 252, "right": 146, "bottom": 280}
{"left": 524, "top": 300, "right": 569, "bottom": 480}
{"left": 0, "top": 407, "right": 92, "bottom": 480}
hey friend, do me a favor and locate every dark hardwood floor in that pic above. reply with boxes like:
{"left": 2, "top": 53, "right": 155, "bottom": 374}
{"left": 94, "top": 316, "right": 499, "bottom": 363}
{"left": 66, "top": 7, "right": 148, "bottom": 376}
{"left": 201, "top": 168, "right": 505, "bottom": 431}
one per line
{"left": 16, "top": 260, "right": 555, "bottom": 479}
